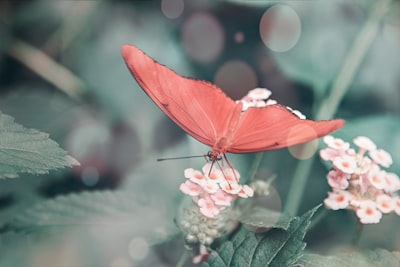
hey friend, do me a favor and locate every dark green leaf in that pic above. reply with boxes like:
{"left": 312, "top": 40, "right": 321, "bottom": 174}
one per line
{"left": 0, "top": 112, "right": 79, "bottom": 179}
{"left": 204, "top": 205, "right": 320, "bottom": 267}
{"left": 0, "top": 190, "right": 177, "bottom": 243}
{"left": 295, "top": 249, "right": 400, "bottom": 267}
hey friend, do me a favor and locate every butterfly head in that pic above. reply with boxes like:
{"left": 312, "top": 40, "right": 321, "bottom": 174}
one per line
{"left": 207, "top": 151, "right": 223, "bottom": 162}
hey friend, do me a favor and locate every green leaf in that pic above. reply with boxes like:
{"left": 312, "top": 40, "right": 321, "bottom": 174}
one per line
{"left": 295, "top": 249, "right": 400, "bottom": 267}
{"left": 239, "top": 206, "right": 292, "bottom": 231}
{"left": 204, "top": 205, "right": 320, "bottom": 267}
{"left": 0, "top": 190, "right": 177, "bottom": 242}
{"left": 0, "top": 112, "right": 78, "bottom": 179}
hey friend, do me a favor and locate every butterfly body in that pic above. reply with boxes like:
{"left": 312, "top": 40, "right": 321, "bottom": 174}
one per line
{"left": 122, "top": 44, "right": 344, "bottom": 160}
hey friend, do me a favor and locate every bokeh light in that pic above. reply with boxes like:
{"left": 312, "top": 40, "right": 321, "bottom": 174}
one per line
{"left": 288, "top": 140, "right": 319, "bottom": 160}
{"left": 128, "top": 237, "right": 149, "bottom": 261}
{"left": 66, "top": 117, "right": 111, "bottom": 163}
{"left": 81, "top": 166, "right": 100, "bottom": 186}
{"left": 234, "top": 31, "right": 245, "bottom": 43}
{"left": 181, "top": 12, "right": 224, "bottom": 63}
{"left": 287, "top": 124, "right": 318, "bottom": 160}
{"left": 259, "top": 4, "right": 301, "bottom": 52}
{"left": 161, "top": 0, "right": 184, "bottom": 19}
{"left": 214, "top": 60, "right": 258, "bottom": 98}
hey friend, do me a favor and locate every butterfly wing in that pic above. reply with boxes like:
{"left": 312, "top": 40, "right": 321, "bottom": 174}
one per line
{"left": 122, "top": 44, "right": 239, "bottom": 147}
{"left": 228, "top": 104, "right": 344, "bottom": 153}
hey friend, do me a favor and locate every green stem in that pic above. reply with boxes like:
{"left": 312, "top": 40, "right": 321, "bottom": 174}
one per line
{"left": 176, "top": 249, "right": 189, "bottom": 267}
{"left": 351, "top": 221, "right": 364, "bottom": 246}
{"left": 284, "top": 0, "right": 390, "bottom": 216}
{"left": 247, "top": 152, "right": 264, "bottom": 182}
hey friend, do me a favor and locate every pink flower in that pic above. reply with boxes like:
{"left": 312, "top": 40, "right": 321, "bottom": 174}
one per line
{"left": 184, "top": 168, "right": 207, "bottom": 186}
{"left": 223, "top": 167, "right": 240, "bottom": 184}
{"left": 333, "top": 155, "right": 357, "bottom": 174}
{"left": 210, "top": 189, "right": 233, "bottom": 206}
{"left": 220, "top": 181, "right": 242, "bottom": 195}
{"left": 180, "top": 163, "right": 253, "bottom": 219}
{"left": 356, "top": 201, "right": 382, "bottom": 224}
{"left": 323, "top": 136, "right": 350, "bottom": 150}
{"left": 376, "top": 194, "right": 395, "bottom": 213}
{"left": 238, "top": 184, "right": 254, "bottom": 198}
{"left": 384, "top": 172, "right": 400, "bottom": 192}
{"left": 321, "top": 135, "right": 399, "bottom": 224}
{"left": 320, "top": 148, "right": 343, "bottom": 161}
{"left": 247, "top": 88, "right": 272, "bottom": 100}
{"left": 327, "top": 170, "right": 350, "bottom": 189}
{"left": 324, "top": 190, "right": 353, "bottom": 210}
{"left": 369, "top": 149, "right": 393, "bottom": 168}
{"left": 202, "top": 163, "right": 224, "bottom": 183}
{"left": 180, "top": 180, "right": 203, "bottom": 196}
{"left": 368, "top": 166, "right": 387, "bottom": 190}
{"left": 354, "top": 136, "right": 376, "bottom": 152}
{"left": 198, "top": 197, "right": 220, "bottom": 218}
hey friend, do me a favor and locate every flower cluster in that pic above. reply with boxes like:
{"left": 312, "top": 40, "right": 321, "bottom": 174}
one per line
{"left": 320, "top": 135, "right": 400, "bottom": 224}
{"left": 238, "top": 88, "right": 306, "bottom": 119}
{"left": 180, "top": 163, "right": 254, "bottom": 218}
{"left": 179, "top": 163, "right": 254, "bottom": 263}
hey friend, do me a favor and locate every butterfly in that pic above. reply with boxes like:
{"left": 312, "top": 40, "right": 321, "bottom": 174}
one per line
{"left": 121, "top": 44, "right": 344, "bottom": 162}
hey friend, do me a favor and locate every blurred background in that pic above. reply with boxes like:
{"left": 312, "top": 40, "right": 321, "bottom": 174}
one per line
{"left": 0, "top": 0, "right": 399, "bottom": 266}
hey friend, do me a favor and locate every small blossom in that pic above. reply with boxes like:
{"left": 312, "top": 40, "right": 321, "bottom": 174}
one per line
{"left": 198, "top": 197, "right": 220, "bottom": 218}
{"left": 220, "top": 181, "right": 242, "bottom": 195}
{"left": 286, "top": 106, "right": 306, "bottom": 119}
{"left": 376, "top": 194, "right": 395, "bottom": 213}
{"left": 254, "top": 100, "right": 267, "bottom": 108}
{"left": 333, "top": 155, "right": 357, "bottom": 174}
{"left": 367, "top": 166, "right": 387, "bottom": 190}
{"left": 238, "top": 184, "right": 254, "bottom": 198}
{"left": 384, "top": 172, "right": 400, "bottom": 192}
{"left": 354, "top": 136, "right": 376, "bottom": 152}
{"left": 324, "top": 190, "right": 353, "bottom": 210}
{"left": 202, "top": 163, "right": 224, "bottom": 183}
{"left": 210, "top": 189, "right": 233, "bottom": 206}
{"left": 320, "top": 147, "right": 343, "bottom": 161}
{"left": 323, "top": 136, "right": 350, "bottom": 150}
{"left": 223, "top": 167, "right": 240, "bottom": 184}
{"left": 356, "top": 201, "right": 382, "bottom": 224}
{"left": 185, "top": 168, "right": 207, "bottom": 185}
{"left": 354, "top": 156, "right": 372, "bottom": 175}
{"left": 369, "top": 149, "right": 393, "bottom": 168}
{"left": 180, "top": 180, "right": 203, "bottom": 196}
{"left": 327, "top": 170, "right": 350, "bottom": 189}
{"left": 202, "top": 181, "right": 220, "bottom": 194}
{"left": 247, "top": 88, "right": 272, "bottom": 100}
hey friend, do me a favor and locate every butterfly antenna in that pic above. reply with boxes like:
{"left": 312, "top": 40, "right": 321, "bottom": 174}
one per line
{"left": 157, "top": 155, "right": 204, "bottom": 162}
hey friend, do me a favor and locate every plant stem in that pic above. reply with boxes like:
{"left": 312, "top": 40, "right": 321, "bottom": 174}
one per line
{"left": 284, "top": 0, "right": 390, "bottom": 216}
{"left": 247, "top": 152, "right": 264, "bottom": 182}
{"left": 7, "top": 40, "right": 84, "bottom": 100}
{"left": 176, "top": 249, "right": 189, "bottom": 267}
{"left": 351, "top": 221, "right": 364, "bottom": 246}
